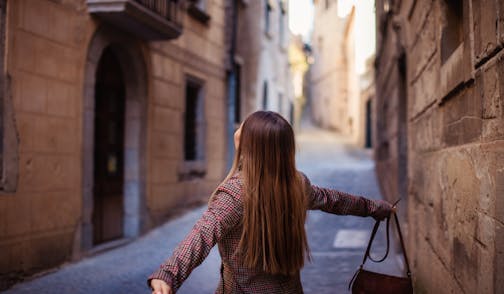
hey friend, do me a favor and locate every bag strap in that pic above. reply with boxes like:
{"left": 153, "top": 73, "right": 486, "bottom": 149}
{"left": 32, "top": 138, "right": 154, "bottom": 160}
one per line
{"left": 358, "top": 212, "right": 411, "bottom": 273}
{"left": 348, "top": 201, "right": 412, "bottom": 290}
{"left": 362, "top": 217, "right": 390, "bottom": 264}
{"left": 360, "top": 214, "right": 411, "bottom": 271}
{"left": 393, "top": 212, "right": 411, "bottom": 275}
{"left": 348, "top": 218, "right": 389, "bottom": 290}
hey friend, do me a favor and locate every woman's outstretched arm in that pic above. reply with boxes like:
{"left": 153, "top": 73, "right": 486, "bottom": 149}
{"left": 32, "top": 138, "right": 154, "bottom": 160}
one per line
{"left": 302, "top": 173, "right": 392, "bottom": 220}
{"left": 147, "top": 185, "right": 243, "bottom": 293}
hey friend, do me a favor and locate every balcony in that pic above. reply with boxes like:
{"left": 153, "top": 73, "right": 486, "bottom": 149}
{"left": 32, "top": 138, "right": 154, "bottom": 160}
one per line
{"left": 87, "top": 0, "right": 183, "bottom": 40}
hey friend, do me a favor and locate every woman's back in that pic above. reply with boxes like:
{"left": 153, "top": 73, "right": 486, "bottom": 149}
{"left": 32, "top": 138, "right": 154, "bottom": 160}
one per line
{"left": 148, "top": 111, "right": 392, "bottom": 294}
{"left": 148, "top": 171, "right": 391, "bottom": 293}
{"left": 215, "top": 172, "right": 304, "bottom": 294}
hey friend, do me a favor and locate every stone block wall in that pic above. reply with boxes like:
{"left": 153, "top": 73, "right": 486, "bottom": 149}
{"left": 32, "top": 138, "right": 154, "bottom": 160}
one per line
{"left": 0, "top": 0, "right": 229, "bottom": 289}
{"left": 0, "top": 1, "right": 87, "bottom": 288}
{"left": 375, "top": 0, "right": 504, "bottom": 293}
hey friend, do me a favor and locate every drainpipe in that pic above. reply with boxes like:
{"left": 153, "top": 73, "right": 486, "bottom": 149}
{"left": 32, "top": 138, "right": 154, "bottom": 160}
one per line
{"left": 226, "top": 0, "right": 238, "bottom": 170}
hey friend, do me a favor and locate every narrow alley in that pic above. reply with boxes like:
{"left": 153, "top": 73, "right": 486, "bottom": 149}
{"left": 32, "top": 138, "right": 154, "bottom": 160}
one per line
{"left": 5, "top": 126, "right": 401, "bottom": 294}
{"left": 1, "top": 1, "right": 503, "bottom": 293}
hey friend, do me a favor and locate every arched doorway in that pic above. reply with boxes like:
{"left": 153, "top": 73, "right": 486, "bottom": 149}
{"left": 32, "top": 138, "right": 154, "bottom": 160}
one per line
{"left": 79, "top": 27, "right": 148, "bottom": 253}
{"left": 92, "top": 47, "right": 126, "bottom": 244}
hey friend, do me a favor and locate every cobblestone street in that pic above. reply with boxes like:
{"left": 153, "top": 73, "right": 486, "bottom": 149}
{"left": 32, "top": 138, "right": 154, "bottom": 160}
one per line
{"left": 6, "top": 127, "right": 402, "bottom": 294}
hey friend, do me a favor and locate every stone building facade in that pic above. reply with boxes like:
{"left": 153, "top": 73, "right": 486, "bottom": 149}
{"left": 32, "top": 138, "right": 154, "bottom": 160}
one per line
{"left": 374, "top": 0, "right": 504, "bottom": 293}
{"left": 310, "top": 0, "right": 359, "bottom": 137}
{"left": 0, "top": 0, "right": 236, "bottom": 289}
{"left": 233, "top": 0, "right": 292, "bottom": 123}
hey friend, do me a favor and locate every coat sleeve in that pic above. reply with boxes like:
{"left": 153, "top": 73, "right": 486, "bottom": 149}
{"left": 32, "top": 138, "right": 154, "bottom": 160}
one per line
{"left": 147, "top": 186, "right": 242, "bottom": 292}
{"left": 301, "top": 172, "right": 392, "bottom": 220}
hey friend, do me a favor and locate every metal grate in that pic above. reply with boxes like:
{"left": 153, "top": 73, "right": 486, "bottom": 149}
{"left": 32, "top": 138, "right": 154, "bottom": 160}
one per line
{"left": 135, "top": 0, "right": 181, "bottom": 23}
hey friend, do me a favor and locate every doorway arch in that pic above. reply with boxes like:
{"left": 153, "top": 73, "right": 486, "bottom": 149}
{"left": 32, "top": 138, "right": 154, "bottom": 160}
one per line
{"left": 92, "top": 46, "right": 126, "bottom": 244}
{"left": 80, "top": 26, "right": 148, "bottom": 252}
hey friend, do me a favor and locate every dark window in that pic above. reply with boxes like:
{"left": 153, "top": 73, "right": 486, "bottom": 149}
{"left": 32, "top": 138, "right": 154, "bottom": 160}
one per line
{"left": 184, "top": 79, "right": 204, "bottom": 161}
{"left": 262, "top": 81, "right": 268, "bottom": 110}
{"left": 441, "top": 0, "right": 463, "bottom": 63}
{"left": 289, "top": 102, "right": 294, "bottom": 125}
{"left": 279, "top": 1, "right": 285, "bottom": 45}
{"left": 180, "top": 76, "right": 206, "bottom": 179}
{"left": 365, "top": 99, "right": 372, "bottom": 148}
{"left": 265, "top": 0, "right": 272, "bottom": 35}
{"left": 278, "top": 93, "right": 283, "bottom": 114}
{"left": 234, "top": 63, "right": 241, "bottom": 124}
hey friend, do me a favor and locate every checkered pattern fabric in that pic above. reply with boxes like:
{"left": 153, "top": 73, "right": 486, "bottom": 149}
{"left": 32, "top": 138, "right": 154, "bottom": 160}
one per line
{"left": 148, "top": 172, "right": 391, "bottom": 293}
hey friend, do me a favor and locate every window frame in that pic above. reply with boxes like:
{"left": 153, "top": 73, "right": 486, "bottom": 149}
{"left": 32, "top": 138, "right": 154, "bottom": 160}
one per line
{"left": 265, "top": 0, "right": 272, "bottom": 37}
{"left": 278, "top": 0, "right": 286, "bottom": 48}
{"left": 262, "top": 80, "right": 269, "bottom": 110}
{"left": 234, "top": 62, "right": 242, "bottom": 124}
{"left": 179, "top": 75, "right": 207, "bottom": 180}
{"left": 438, "top": 0, "right": 472, "bottom": 104}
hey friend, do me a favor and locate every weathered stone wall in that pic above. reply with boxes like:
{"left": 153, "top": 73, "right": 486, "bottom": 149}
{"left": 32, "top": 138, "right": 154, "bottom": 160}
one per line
{"left": 375, "top": 0, "right": 504, "bottom": 293}
{"left": 146, "top": 1, "right": 229, "bottom": 226}
{"left": 0, "top": 0, "right": 229, "bottom": 289}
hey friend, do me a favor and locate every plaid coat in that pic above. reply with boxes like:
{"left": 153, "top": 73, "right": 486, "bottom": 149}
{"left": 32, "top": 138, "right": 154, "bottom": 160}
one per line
{"left": 148, "top": 172, "right": 391, "bottom": 293}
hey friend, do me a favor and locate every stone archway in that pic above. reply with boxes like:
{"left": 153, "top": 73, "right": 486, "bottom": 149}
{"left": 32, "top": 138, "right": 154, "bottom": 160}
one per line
{"left": 79, "top": 26, "right": 148, "bottom": 253}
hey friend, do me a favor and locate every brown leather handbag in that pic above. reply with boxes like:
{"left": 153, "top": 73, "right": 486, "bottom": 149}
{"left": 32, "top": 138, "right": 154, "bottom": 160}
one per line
{"left": 348, "top": 210, "right": 413, "bottom": 294}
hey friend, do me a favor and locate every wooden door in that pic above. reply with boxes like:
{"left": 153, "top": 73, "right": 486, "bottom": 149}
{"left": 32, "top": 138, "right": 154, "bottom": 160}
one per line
{"left": 92, "top": 47, "right": 126, "bottom": 245}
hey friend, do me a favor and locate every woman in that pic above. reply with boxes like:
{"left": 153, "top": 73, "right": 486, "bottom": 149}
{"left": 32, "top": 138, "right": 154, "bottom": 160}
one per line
{"left": 148, "top": 111, "right": 393, "bottom": 294}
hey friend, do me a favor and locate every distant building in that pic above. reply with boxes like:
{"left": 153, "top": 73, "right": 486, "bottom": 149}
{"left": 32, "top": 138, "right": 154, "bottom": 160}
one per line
{"left": 310, "top": 0, "right": 359, "bottom": 139}
{"left": 375, "top": 0, "right": 504, "bottom": 293}
{"left": 0, "top": 0, "right": 236, "bottom": 289}
{"left": 288, "top": 34, "right": 310, "bottom": 131}
{"left": 233, "top": 0, "right": 293, "bottom": 123}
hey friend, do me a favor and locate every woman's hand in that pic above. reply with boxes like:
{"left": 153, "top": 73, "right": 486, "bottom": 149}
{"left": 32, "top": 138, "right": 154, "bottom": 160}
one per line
{"left": 373, "top": 200, "right": 396, "bottom": 221}
{"left": 391, "top": 204, "right": 397, "bottom": 214}
{"left": 150, "top": 279, "right": 172, "bottom": 294}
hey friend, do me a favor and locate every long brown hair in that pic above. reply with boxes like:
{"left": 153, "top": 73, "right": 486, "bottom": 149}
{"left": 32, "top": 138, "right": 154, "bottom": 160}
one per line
{"left": 214, "top": 111, "right": 310, "bottom": 275}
